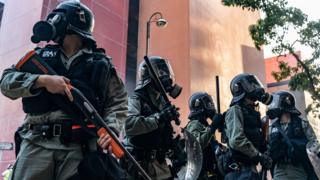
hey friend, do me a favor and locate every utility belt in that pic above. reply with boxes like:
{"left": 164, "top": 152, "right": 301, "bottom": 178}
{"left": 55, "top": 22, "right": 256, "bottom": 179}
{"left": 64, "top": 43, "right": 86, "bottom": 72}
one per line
{"left": 24, "top": 121, "right": 96, "bottom": 144}
{"left": 131, "top": 148, "right": 168, "bottom": 163}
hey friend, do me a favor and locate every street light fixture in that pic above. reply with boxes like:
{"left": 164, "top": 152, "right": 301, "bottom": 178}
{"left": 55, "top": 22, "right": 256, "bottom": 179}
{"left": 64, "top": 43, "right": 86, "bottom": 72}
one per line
{"left": 146, "top": 12, "right": 167, "bottom": 56}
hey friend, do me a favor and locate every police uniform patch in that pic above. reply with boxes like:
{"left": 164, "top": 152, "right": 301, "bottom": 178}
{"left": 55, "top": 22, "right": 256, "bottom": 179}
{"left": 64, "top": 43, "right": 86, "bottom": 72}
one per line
{"left": 42, "top": 50, "right": 57, "bottom": 58}
{"left": 271, "top": 127, "right": 279, "bottom": 134}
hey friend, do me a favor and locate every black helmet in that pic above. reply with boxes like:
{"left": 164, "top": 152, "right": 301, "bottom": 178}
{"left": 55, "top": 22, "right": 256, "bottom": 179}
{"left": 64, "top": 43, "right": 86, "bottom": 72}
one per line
{"left": 230, "top": 73, "right": 272, "bottom": 105}
{"left": 267, "top": 90, "right": 301, "bottom": 119}
{"left": 188, "top": 92, "right": 216, "bottom": 119}
{"left": 31, "top": 0, "right": 95, "bottom": 45}
{"left": 136, "top": 56, "right": 182, "bottom": 98}
{"left": 56, "top": 1, "right": 95, "bottom": 41}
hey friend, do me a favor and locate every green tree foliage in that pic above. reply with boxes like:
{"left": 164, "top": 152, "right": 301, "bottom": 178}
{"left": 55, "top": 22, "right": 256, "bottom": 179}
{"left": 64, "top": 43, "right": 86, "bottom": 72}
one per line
{"left": 222, "top": 0, "right": 320, "bottom": 117}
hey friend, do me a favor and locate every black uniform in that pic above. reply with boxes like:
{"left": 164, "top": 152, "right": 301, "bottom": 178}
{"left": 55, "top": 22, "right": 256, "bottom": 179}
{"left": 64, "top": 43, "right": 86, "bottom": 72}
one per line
{"left": 186, "top": 92, "right": 223, "bottom": 180}
{"left": 124, "top": 56, "right": 182, "bottom": 179}
{"left": 224, "top": 73, "right": 272, "bottom": 180}
{"left": 267, "top": 91, "right": 318, "bottom": 180}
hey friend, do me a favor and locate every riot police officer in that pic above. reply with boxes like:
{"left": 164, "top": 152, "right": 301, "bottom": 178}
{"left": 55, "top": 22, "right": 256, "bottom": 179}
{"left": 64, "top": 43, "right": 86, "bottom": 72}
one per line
{"left": 267, "top": 90, "right": 318, "bottom": 180}
{"left": 224, "top": 73, "right": 272, "bottom": 180}
{"left": 0, "top": 1, "right": 127, "bottom": 179}
{"left": 124, "top": 56, "right": 182, "bottom": 179}
{"left": 186, "top": 92, "right": 224, "bottom": 180}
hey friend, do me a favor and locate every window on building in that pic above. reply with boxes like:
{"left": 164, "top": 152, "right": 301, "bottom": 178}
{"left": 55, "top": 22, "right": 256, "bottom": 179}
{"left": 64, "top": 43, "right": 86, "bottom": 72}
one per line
{"left": 0, "top": 2, "right": 4, "bottom": 27}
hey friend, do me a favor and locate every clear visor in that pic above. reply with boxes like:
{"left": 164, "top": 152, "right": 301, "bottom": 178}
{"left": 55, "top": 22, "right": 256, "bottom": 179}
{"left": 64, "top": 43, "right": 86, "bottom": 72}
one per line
{"left": 268, "top": 94, "right": 280, "bottom": 110}
{"left": 152, "top": 59, "right": 175, "bottom": 82}
{"left": 240, "top": 75, "right": 264, "bottom": 93}
{"left": 202, "top": 95, "right": 215, "bottom": 110}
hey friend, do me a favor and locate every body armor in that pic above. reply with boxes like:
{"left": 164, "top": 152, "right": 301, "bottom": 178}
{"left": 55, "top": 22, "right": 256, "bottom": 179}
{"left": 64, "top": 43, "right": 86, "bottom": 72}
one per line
{"left": 129, "top": 90, "right": 174, "bottom": 151}
{"left": 22, "top": 45, "right": 112, "bottom": 117}
{"left": 269, "top": 116, "right": 308, "bottom": 165}
{"left": 231, "top": 104, "right": 264, "bottom": 164}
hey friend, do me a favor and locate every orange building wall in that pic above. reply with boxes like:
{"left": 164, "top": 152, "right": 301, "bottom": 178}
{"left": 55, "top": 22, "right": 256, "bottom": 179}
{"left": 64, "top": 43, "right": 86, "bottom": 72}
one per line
{"left": 190, "top": 1, "right": 265, "bottom": 115}
{"left": 138, "top": 0, "right": 190, "bottom": 126}
{"left": 138, "top": 0, "right": 264, "bottom": 127}
{"left": 264, "top": 53, "right": 307, "bottom": 118}
{"left": 42, "top": 0, "right": 129, "bottom": 78}
{"left": 265, "top": 53, "right": 299, "bottom": 84}
{"left": 0, "top": 0, "right": 129, "bottom": 172}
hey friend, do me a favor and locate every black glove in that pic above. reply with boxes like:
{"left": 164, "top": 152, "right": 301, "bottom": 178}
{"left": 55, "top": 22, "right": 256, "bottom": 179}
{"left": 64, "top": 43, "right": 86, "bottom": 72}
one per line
{"left": 158, "top": 104, "right": 180, "bottom": 123}
{"left": 210, "top": 114, "right": 224, "bottom": 133}
{"left": 253, "top": 152, "right": 272, "bottom": 170}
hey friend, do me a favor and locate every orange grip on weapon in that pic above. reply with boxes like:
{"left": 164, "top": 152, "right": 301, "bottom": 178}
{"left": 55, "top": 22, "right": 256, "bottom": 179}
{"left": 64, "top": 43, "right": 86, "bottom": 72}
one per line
{"left": 97, "top": 128, "right": 124, "bottom": 158}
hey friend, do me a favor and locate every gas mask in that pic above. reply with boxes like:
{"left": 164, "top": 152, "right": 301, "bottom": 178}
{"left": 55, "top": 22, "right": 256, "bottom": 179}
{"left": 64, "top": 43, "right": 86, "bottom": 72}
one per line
{"left": 247, "top": 88, "right": 273, "bottom": 105}
{"left": 266, "top": 108, "right": 281, "bottom": 119}
{"left": 202, "top": 96, "right": 216, "bottom": 118}
{"left": 266, "top": 91, "right": 300, "bottom": 119}
{"left": 31, "top": 11, "right": 68, "bottom": 44}
{"left": 159, "top": 75, "right": 182, "bottom": 99}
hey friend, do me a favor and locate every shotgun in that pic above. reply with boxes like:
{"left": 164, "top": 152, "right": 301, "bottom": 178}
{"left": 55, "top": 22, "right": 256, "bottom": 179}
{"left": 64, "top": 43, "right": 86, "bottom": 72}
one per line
{"left": 16, "top": 50, "right": 151, "bottom": 180}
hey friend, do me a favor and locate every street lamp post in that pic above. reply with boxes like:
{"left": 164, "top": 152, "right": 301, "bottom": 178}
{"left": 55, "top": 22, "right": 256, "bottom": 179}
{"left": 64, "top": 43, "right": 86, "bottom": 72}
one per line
{"left": 145, "top": 12, "right": 167, "bottom": 56}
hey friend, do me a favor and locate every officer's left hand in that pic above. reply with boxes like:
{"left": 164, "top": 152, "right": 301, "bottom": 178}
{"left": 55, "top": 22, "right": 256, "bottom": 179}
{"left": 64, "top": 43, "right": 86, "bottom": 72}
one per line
{"left": 97, "top": 133, "right": 113, "bottom": 153}
{"left": 210, "top": 114, "right": 224, "bottom": 132}
{"left": 257, "top": 152, "right": 273, "bottom": 170}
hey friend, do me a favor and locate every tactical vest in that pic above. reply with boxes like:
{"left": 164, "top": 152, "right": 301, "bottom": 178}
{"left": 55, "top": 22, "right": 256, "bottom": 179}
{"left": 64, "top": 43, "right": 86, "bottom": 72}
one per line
{"left": 269, "top": 116, "right": 308, "bottom": 165}
{"left": 21, "top": 45, "right": 113, "bottom": 118}
{"left": 231, "top": 104, "right": 264, "bottom": 164}
{"left": 129, "top": 90, "right": 174, "bottom": 150}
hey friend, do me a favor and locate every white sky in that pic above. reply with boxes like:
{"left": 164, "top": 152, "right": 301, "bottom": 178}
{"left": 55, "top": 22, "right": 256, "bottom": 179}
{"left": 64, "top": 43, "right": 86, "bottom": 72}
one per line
{"left": 264, "top": 0, "right": 320, "bottom": 59}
